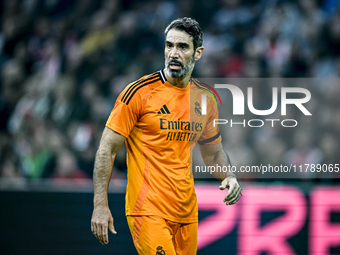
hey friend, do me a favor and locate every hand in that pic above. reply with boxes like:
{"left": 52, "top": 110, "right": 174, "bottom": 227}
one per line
{"left": 219, "top": 176, "right": 241, "bottom": 205}
{"left": 91, "top": 206, "right": 117, "bottom": 244}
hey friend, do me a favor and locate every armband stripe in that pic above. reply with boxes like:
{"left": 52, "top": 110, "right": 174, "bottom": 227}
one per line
{"left": 198, "top": 132, "right": 221, "bottom": 145}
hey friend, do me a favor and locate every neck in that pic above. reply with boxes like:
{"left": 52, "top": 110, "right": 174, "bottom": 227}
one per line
{"left": 163, "top": 69, "right": 192, "bottom": 88}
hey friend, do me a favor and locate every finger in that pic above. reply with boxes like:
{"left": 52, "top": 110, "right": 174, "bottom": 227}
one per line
{"left": 229, "top": 186, "right": 241, "bottom": 203}
{"left": 226, "top": 182, "right": 241, "bottom": 201}
{"left": 228, "top": 196, "right": 239, "bottom": 205}
{"left": 219, "top": 180, "right": 228, "bottom": 190}
{"left": 227, "top": 188, "right": 242, "bottom": 205}
{"left": 224, "top": 187, "right": 239, "bottom": 204}
{"left": 92, "top": 221, "right": 98, "bottom": 237}
{"left": 102, "top": 223, "right": 108, "bottom": 244}
{"left": 97, "top": 224, "right": 104, "bottom": 245}
{"left": 224, "top": 182, "right": 236, "bottom": 201}
{"left": 219, "top": 184, "right": 227, "bottom": 190}
{"left": 109, "top": 217, "right": 117, "bottom": 234}
{"left": 230, "top": 185, "right": 241, "bottom": 201}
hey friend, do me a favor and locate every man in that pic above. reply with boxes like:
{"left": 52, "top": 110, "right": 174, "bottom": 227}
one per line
{"left": 91, "top": 17, "right": 241, "bottom": 254}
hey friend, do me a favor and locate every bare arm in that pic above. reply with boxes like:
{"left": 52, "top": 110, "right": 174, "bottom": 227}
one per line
{"left": 91, "top": 127, "right": 126, "bottom": 244}
{"left": 199, "top": 142, "right": 241, "bottom": 205}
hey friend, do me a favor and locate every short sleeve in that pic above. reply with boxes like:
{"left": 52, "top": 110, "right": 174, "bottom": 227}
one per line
{"left": 198, "top": 96, "right": 222, "bottom": 145}
{"left": 106, "top": 90, "right": 141, "bottom": 138}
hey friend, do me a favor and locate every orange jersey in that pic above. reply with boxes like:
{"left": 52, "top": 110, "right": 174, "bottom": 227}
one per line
{"left": 106, "top": 70, "right": 221, "bottom": 223}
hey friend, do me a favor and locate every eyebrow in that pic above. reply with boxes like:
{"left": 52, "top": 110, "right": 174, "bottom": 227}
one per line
{"left": 165, "top": 41, "right": 190, "bottom": 48}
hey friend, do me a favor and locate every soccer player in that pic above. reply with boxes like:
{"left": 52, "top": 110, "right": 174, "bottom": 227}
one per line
{"left": 91, "top": 17, "right": 241, "bottom": 254}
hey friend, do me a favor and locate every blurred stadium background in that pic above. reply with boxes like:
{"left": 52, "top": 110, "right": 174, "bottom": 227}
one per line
{"left": 0, "top": 0, "right": 340, "bottom": 254}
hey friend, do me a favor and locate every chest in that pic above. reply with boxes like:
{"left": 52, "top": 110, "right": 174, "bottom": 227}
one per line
{"left": 137, "top": 92, "right": 207, "bottom": 142}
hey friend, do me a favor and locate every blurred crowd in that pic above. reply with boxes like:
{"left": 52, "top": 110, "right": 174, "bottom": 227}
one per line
{"left": 0, "top": 0, "right": 339, "bottom": 186}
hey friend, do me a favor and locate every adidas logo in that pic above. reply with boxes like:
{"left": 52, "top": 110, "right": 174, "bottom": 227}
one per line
{"left": 157, "top": 104, "right": 171, "bottom": 114}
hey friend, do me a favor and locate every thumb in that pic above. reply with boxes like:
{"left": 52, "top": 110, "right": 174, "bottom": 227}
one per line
{"left": 109, "top": 217, "right": 117, "bottom": 234}
{"left": 219, "top": 179, "right": 228, "bottom": 190}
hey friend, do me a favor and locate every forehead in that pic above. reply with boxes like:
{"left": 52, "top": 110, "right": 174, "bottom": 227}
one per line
{"left": 166, "top": 29, "right": 193, "bottom": 47}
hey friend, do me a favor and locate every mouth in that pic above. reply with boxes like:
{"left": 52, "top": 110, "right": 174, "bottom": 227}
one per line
{"left": 168, "top": 60, "right": 183, "bottom": 70}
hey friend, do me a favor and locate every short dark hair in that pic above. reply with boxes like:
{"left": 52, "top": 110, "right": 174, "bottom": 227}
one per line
{"left": 164, "top": 17, "right": 203, "bottom": 50}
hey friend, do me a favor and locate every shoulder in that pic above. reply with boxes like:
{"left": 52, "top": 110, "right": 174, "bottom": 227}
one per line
{"left": 190, "top": 78, "right": 222, "bottom": 106}
{"left": 118, "top": 71, "right": 165, "bottom": 105}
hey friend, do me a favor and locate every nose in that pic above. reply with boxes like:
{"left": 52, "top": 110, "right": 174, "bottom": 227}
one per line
{"left": 169, "top": 47, "right": 179, "bottom": 59}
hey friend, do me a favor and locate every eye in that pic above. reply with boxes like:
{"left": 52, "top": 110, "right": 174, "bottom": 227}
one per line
{"left": 180, "top": 44, "right": 187, "bottom": 50}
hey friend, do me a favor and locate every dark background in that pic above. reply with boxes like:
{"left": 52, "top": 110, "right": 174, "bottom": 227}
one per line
{"left": 1, "top": 183, "right": 339, "bottom": 255}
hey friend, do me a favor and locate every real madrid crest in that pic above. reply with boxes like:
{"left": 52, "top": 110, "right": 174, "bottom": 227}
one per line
{"left": 195, "top": 102, "right": 202, "bottom": 116}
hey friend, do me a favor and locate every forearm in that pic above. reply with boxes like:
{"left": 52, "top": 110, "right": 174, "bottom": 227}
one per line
{"left": 200, "top": 142, "right": 241, "bottom": 205}
{"left": 203, "top": 148, "right": 235, "bottom": 181}
{"left": 93, "top": 128, "right": 126, "bottom": 208}
{"left": 91, "top": 128, "right": 125, "bottom": 244}
{"left": 93, "top": 145, "right": 115, "bottom": 207}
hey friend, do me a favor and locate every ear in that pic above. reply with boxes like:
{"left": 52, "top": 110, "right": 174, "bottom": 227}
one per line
{"left": 194, "top": 46, "right": 204, "bottom": 61}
